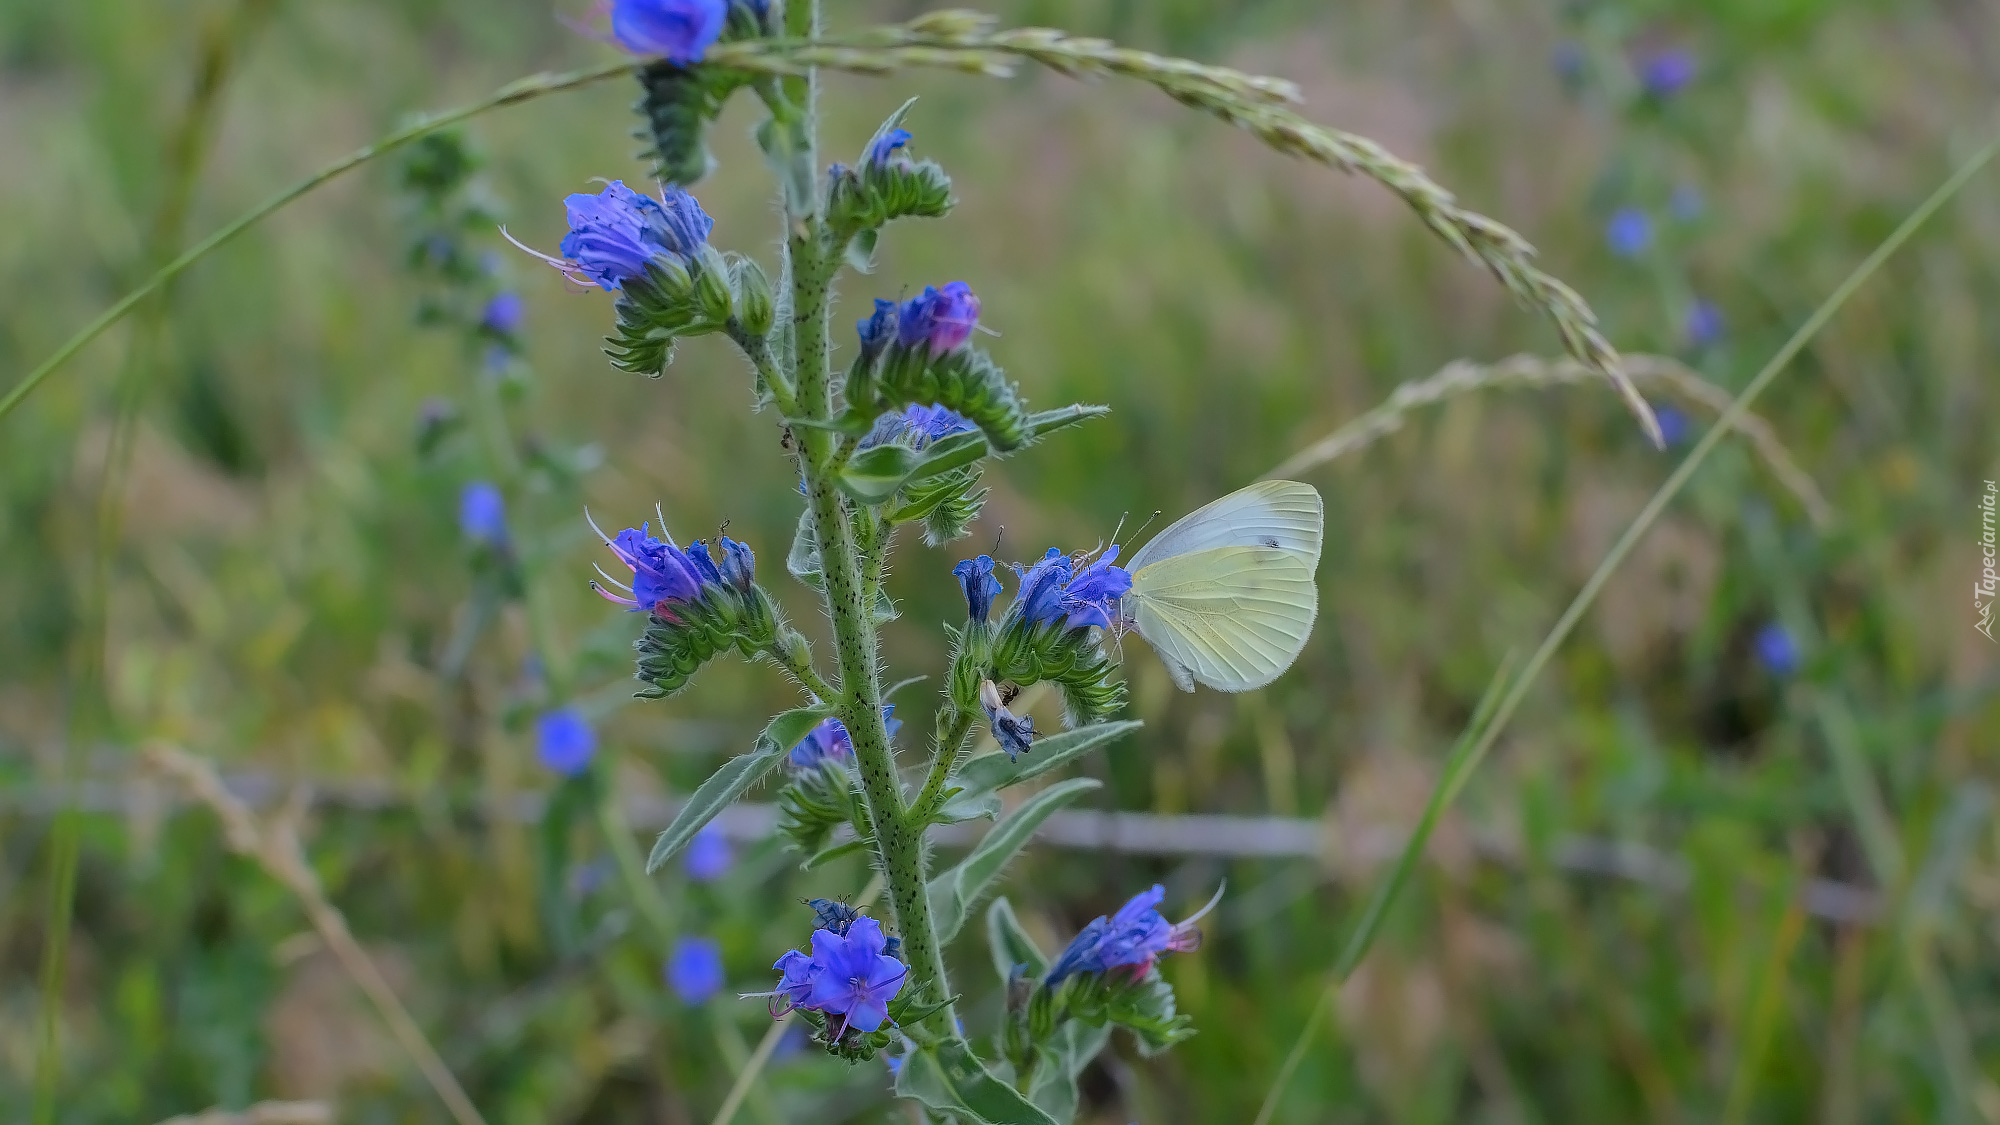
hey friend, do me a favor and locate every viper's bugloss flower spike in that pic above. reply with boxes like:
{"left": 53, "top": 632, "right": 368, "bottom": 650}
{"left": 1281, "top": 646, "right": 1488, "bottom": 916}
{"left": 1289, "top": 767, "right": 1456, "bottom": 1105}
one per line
{"left": 1044, "top": 884, "right": 1215, "bottom": 986}
{"left": 1061, "top": 546, "right": 1133, "bottom": 632}
{"left": 898, "top": 282, "right": 981, "bottom": 356}
{"left": 459, "top": 481, "right": 508, "bottom": 545}
{"left": 481, "top": 291, "right": 524, "bottom": 335}
{"left": 667, "top": 936, "right": 726, "bottom": 1004}
{"left": 510, "top": 180, "right": 713, "bottom": 293}
{"left": 864, "top": 127, "right": 913, "bottom": 169}
{"left": 953, "top": 555, "right": 1003, "bottom": 624}
{"left": 590, "top": 514, "right": 708, "bottom": 611}
{"left": 1012, "top": 549, "right": 1072, "bottom": 627}
{"left": 536, "top": 707, "right": 597, "bottom": 776}
{"left": 1755, "top": 622, "right": 1799, "bottom": 676}
{"left": 980, "top": 679, "right": 1035, "bottom": 761}
{"left": 684, "top": 824, "right": 733, "bottom": 882}
{"left": 857, "top": 299, "right": 898, "bottom": 366}
{"left": 859, "top": 403, "right": 976, "bottom": 452}
{"left": 605, "top": 0, "right": 728, "bottom": 63}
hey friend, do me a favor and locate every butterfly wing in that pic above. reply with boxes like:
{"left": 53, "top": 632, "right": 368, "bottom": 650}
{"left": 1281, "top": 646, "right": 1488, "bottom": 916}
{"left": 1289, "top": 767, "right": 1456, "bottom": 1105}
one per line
{"left": 1126, "top": 546, "right": 1318, "bottom": 693}
{"left": 1127, "top": 480, "right": 1324, "bottom": 573}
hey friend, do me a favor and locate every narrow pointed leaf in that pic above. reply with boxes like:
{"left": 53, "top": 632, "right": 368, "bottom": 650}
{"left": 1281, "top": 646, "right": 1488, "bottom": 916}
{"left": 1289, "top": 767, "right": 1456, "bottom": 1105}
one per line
{"left": 986, "top": 896, "right": 1049, "bottom": 982}
{"left": 1025, "top": 404, "right": 1110, "bottom": 441}
{"left": 837, "top": 443, "right": 922, "bottom": 504}
{"left": 646, "top": 705, "right": 829, "bottom": 872}
{"left": 786, "top": 508, "right": 822, "bottom": 588}
{"left": 952, "top": 720, "right": 1142, "bottom": 807}
{"left": 893, "top": 1038, "right": 1060, "bottom": 1125}
{"left": 905, "top": 428, "right": 989, "bottom": 481}
{"left": 801, "top": 837, "right": 872, "bottom": 871}
{"left": 930, "top": 778, "right": 1101, "bottom": 941}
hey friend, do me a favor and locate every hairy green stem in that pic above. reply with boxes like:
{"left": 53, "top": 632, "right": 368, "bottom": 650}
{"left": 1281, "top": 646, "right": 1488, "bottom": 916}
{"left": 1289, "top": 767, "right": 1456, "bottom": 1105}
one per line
{"left": 729, "top": 324, "right": 796, "bottom": 416}
{"left": 780, "top": 12, "right": 954, "bottom": 1029}
{"left": 910, "top": 706, "right": 976, "bottom": 828}
{"left": 766, "top": 628, "right": 837, "bottom": 702}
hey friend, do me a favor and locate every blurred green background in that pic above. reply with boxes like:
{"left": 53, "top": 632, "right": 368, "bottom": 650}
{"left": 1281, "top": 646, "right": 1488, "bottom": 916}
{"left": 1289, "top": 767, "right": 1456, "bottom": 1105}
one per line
{"left": 3, "top": 0, "right": 1998, "bottom": 1121}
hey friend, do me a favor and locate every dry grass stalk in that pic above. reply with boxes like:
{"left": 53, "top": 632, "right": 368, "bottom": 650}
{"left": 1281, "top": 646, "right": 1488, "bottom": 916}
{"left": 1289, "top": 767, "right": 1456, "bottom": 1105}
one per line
{"left": 1266, "top": 353, "right": 1834, "bottom": 528}
{"left": 152, "top": 1102, "right": 333, "bottom": 1125}
{"left": 141, "top": 744, "right": 489, "bottom": 1125}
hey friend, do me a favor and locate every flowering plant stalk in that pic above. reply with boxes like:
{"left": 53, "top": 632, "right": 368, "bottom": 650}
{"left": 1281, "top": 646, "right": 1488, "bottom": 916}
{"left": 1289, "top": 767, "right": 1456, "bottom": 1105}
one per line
{"left": 487, "top": 2, "right": 1643, "bottom": 1120}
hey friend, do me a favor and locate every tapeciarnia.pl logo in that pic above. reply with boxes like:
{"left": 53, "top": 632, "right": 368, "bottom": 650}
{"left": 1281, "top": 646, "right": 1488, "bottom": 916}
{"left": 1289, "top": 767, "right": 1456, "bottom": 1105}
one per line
{"left": 1978, "top": 480, "right": 1997, "bottom": 642}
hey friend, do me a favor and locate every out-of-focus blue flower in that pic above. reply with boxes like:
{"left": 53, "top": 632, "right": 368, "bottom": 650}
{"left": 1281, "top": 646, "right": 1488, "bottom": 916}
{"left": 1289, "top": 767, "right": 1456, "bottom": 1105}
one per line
{"left": 1755, "top": 622, "right": 1799, "bottom": 676}
{"left": 859, "top": 403, "right": 976, "bottom": 452}
{"left": 788, "top": 708, "right": 902, "bottom": 770}
{"left": 979, "top": 679, "right": 1035, "bottom": 762}
{"left": 1685, "top": 299, "right": 1724, "bottom": 348}
{"left": 1639, "top": 48, "right": 1696, "bottom": 97}
{"left": 608, "top": 0, "right": 728, "bottom": 63}
{"left": 459, "top": 481, "right": 508, "bottom": 545}
{"left": 684, "top": 824, "right": 733, "bottom": 882}
{"left": 482, "top": 291, "right": 524, "bottom": 335}
{"left": 864, "top": 127, "right": 912, "bottom": 169}
{"left": 512, "top": 181, "right": 713, "bottom": 292}
{"left": 1671, "top": 184, "right": 1705, "bottom": 222}
{"left": 1552, "top": 41, "right": 1585, "bottom": 82}
{"left": 897, "top": 282, "right": 981, "bottom": 356}
{"left": 803, "top": 917, "right": 909, "bottom": 1036}
{"left": 953, "top": 555, "right": 1003, "bottom": 624}
{"left": 856, "top": 298, "right": 898, "bottom": 365}
{"left": 667, "top": 936, "right": 726, "bottom": 1004}
{"left": 536, "top": 707, "right": 596, "bottom": 776}
{"left": 590, "top": 516, "right": 713, "bottom": 614}
{"left": 1653, "top": 405, "right": 1690, "bottom": 447}
{"left": 1606, "top": 207, "right": 1652, "bottom": 258}
{"left": 1045, "top": 884, "right": 1210, "bottom": 986}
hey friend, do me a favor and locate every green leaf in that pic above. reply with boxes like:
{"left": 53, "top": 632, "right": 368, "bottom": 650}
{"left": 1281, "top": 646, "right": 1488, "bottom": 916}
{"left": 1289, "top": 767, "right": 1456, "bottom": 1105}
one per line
{"left": 985, "top": 896, "right": 1049, "bottom": 982}
{"left": 942, "top": 721, "right": 1143, "bottom": 822}
{"left": 645, "top": 705, "right": 829, "bottom": 872}
{"left": 783, "top": 409, "right": 875, "bottom": 437}
{"left": 1028, "top": 1022, "right": 1111, "bottom": 1122}
{"left": 893, "top": 1038, "right": 1059, "bottom": 1125}
{"left": 837, "top": 443, "right": 922, "bottom": 505}
{"left": 933, "top": 788, "right": 1001, "bottom": 825}
{"left": 786, "top": 508, "right": 822, "bottom": 589}
{"left": 844, "top": 227, "right": 879, "bottom": 273}
{"left": 1025, "top": 404, "right": 1110, "bottom": 441}
{"left": 800, "top": 837, "right": 871, "bottom": 871}
{"left": 929, "top": 778, "right": 1101, "bottom": 941}
{"left": 906, "top": 428, "right": 989, "bottom": 481}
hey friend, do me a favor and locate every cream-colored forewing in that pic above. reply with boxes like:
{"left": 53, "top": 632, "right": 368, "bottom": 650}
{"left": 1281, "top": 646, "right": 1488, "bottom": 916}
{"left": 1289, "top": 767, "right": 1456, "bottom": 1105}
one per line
{"left": 1126, "top": 546, "right": 1318, "bottom": 693}
{"left": 1127, "top": 480, "right": 1324, "bottom": 573}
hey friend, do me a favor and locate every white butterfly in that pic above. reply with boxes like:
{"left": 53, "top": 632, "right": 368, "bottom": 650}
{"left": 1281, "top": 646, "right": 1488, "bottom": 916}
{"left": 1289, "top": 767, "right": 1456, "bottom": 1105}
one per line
{"left": 1120, "top": 480, "right": 1325, "bottom": 693}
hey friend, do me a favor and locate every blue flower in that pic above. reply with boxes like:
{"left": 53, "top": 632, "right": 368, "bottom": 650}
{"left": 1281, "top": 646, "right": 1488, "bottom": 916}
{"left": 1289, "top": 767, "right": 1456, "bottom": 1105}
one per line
{"left": 589, "top": 514, "right": 719, "bottom": 615}
{"left": 536, "top": 707, "right": 596, "bottom": 776}
{"left": 1007, "top": 547, "right": 1132, "bottom": 633}
{"left": 856, "top": 298, "right": 898, "bottom": 365}
{"left": 1685, "top": 299, "right": 1724, "bottom": 348}
{"left": 713, "top": 536, "right": 756, "bottom": 593}
{"left": 979, "top": 679, "right": 1035, "bottom": 762}
{"left": 667, "top": 936, "right": 726, "bottom": 1004}
{"left": 803, "top": 916, "right": 909, "bottom": 1036}
{"left": 684, "top": 824, "right": 733, "bottom": 882}
{"left": 896, "top": 282, "right": 981, "bottom": 356}
{"left": 1606, "top": 207, "right": 1652, "bottom": 258}
{"left": 859, "top": 403, "right": 976, "bottom": 452}
{"left": 864, "top": 127, "right": 912, "bottom": 169}
{"left": 1639, "top": 48, "right": 1696, "bottom": 97}
{"left": 1755, "top": 622, "right": 1799, "bottom": 676}
{"left": 788, "top": 708, "right": 901, "bottom": 770}
{"left": 1060, "top": 546, "right": 1133, "bottom": 632}
{"left": 513, "top": 180, "right": 713, "bottom": 292}
{"left": 459, "top": 481, "right": 508, "bottom": 545}
{"left": 1653, "top": 405, "right": 1690, "bottom": 447}
{"left": 481, "top": 291, "right": 524, "bottom": 335}
{"left": 808, "top": 898, "right": 863, "bottom": 935}
{"left": 953, "top": 555, "right": 1003, "bottom": 623}
{"left": 1045, "top": 884, "right": 1211, "bottom": 986}
{"left": 608, "top": 0, "right": 728, "bottom": 63}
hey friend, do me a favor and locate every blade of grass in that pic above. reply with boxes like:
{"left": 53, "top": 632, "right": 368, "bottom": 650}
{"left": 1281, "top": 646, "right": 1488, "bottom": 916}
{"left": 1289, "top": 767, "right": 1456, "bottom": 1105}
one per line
{"left": 1252, "top": 130, "right": 2000, "bottom": 1125}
